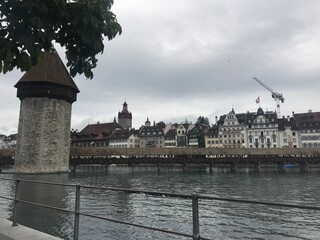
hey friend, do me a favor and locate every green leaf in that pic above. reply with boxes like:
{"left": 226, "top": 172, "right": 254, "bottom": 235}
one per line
{"left": 0, "top": 0, "right": 122, "bottom": 79}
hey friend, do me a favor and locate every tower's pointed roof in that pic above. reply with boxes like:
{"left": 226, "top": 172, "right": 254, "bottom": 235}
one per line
{"left": 118, "top": 101, "right": 132, "bottom": 119}
{"left": 15, "top": 50, "right": 79, "bottom": 93}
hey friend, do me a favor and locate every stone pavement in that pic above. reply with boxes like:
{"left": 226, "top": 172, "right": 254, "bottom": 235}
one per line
{"left": 0, "top": 219, "right": 61, "bottom": 240}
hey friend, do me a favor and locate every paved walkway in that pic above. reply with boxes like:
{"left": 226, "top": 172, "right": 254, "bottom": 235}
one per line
{"left": 0, "top": 219, "right": 61, "bottom": 240}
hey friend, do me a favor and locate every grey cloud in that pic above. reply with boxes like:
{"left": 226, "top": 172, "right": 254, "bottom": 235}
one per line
{"left": 1, "top": 0, "right": 320, "bottom": 134}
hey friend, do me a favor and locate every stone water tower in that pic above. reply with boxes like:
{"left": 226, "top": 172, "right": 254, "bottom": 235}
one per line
{"left": 14, "top": 50, "right": 79, "bottom": 173}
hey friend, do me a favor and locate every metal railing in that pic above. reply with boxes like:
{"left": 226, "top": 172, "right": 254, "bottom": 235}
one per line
{"left": 1, "top": 177, "right": 320, "bottom": 240}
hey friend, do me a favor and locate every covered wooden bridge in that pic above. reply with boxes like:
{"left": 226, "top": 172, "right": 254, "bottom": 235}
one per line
{"left": 1, "top": 148, "right": 320, "bottom": 172}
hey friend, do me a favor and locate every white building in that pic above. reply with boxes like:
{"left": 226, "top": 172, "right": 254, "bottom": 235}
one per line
{"left": 218, "top": 109, "right": 246, "bottom": 148}
{"left": 246, "top": 108, "right": 279, "bottom": 148}
{"left": 109, "top": 129, "right": 140, "bottom": 148}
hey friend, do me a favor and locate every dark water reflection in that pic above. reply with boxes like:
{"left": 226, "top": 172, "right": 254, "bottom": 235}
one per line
{"left": 0, "top": 166, "right": 320, "bottom": 239}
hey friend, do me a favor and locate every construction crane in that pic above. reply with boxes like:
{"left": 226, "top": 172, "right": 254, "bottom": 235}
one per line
{"left": 253, "top": 77, "right": 284, "bottom": 118}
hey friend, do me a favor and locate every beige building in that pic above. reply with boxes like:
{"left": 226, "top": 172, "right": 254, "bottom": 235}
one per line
{"left": 218, "top": 109, "right": 246, "bottom": 148}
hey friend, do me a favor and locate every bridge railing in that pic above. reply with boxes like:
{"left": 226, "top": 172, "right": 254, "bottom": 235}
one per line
{"left": 1, "top": 177, "right": 320, "bottom": 240}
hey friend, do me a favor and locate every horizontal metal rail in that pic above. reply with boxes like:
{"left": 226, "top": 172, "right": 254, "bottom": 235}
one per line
{"left": 2, "top": 177, "right": 319, "bottom": 211}
{"left": 80, "top": 212, "right": 197, "bottom": 239}
{"left": 1, "top": 177, "right": 320, "bottom": 240}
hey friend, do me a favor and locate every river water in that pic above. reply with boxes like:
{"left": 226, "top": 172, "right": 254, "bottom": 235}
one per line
{"left": 0, "top": 166, "right": 320, "bottom": 240}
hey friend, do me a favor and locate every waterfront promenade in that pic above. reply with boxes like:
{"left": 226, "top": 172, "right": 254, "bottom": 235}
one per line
{"left": 0, "top": 218, "right": 61, "bottom": 240}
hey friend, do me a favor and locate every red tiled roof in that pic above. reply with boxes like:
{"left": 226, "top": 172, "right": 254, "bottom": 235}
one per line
{"left": 80, "top": 122, "right": 121, "bottom": 136}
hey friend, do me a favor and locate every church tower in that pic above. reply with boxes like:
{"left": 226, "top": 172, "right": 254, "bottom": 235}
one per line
{"left": 118, "top": 102, "right": 132, "bottom": 129}
{"left": 14, "top": 50, "right": 79, "bottom": 173}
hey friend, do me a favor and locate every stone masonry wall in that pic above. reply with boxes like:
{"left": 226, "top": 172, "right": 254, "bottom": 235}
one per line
{"left": 118, "top": 118, "right": 132, "bottom": 129}
{"left": 15, "top": 97, "right": 72, "bottom": 173}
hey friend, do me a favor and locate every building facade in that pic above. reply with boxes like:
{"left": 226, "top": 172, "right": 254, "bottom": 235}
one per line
{"left": 294, "top": 111, "right": 320, "bottom": 148}
{"left": 72, "top": 122, "right": 121, "bottom": 147}
{"left": 218, "top": 109, "right": 246, "bottom": 148}
{"left": 139, "top": 120, "right": 165, "bottom": 148}
{"left": 278, "top": 117, "right": 300, "bottom": 148}
{"left": 204, "top": 125, "right": 221, "bottom": 148}
{"left": 246, "top": 108, "right": 279, "bottom": 148}
{"left": 109, "top": 129, "right": 139, "bottom": 148}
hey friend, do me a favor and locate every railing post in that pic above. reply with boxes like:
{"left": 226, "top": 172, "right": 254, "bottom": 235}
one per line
{"left": 12, "top": 178, "right": 21, "bottom": 226}
{"left": 74, "top": 185, "right": 80, "bottom": 240}
{"left": 192, "top": 194, "right": 200, "bottom": 240}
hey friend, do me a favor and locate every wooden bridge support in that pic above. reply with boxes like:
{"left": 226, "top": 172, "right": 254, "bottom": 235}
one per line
{"left": 209, "top": 163, "right": 213, "bottom": 173}
{"left": 253, "top": 162, "right": 260, "bottom": 173}
{"left": 299, "top": 163, "right": 309, "bottom": 173}
{"left": 277, "top": 163, "right": 285, "bottom": 173}
{"left": 230, "top": 162, "right": 236, "bottom": 173}
{"left": 183, "top": 163, "right": 187, "bottom": 172}
{"left": 71, "top": 164, "right": 77, "bottom": 173}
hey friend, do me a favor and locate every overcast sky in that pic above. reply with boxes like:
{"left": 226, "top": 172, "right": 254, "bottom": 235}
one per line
{"left": 1, "top": 0, "right": 320, "bottom": 135}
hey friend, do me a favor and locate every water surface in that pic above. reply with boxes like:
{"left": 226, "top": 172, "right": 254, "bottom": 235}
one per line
{"left": 0, "top": 166, "right": 319, "bottom": 240}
